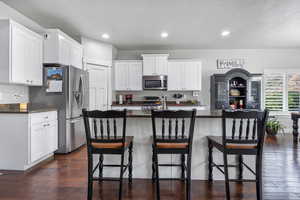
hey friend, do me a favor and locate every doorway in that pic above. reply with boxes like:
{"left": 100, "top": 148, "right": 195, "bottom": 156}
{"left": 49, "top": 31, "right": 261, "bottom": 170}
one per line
{"left": 86, "top": 64, "right": 111, "bottom": 110}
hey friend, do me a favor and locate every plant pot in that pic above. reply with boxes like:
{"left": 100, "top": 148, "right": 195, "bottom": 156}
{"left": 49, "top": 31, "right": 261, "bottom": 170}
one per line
{"left": 266, "top": 127, "right": 278, "bottom": 136}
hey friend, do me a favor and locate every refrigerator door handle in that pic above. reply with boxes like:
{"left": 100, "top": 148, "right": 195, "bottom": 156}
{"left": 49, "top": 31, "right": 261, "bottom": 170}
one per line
{"left": 80, "top": 75, "right": 85, "bottom": 108}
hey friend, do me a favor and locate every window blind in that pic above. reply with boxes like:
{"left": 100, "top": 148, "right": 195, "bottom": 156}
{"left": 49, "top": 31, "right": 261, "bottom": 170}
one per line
{"left": 287, "top": 73, "right": 300, "bottom": 111}
{"left": 264, "top": 73, "right": 284, "bottom": 111}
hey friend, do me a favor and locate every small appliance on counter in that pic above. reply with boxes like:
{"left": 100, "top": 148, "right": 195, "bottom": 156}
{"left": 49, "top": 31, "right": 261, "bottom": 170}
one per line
{"left": 173, "top": 93, "right": 183, "bottom": 104}
{"left": 125, "top": 94, "right": 133, "bottom": 104}
{"left": 116, "top": 94, "right": 123, "bottom": 104}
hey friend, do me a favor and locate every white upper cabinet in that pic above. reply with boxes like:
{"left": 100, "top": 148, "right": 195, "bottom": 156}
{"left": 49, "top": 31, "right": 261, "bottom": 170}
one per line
{"left": 114, "top": 60, "right": 142, "bottom": 91}
{"left": 0, "top": 19, "right": 43, "bottom": 86}
{"left": 44, "top": 29, "right": 83, "bottom": 69}
{"left": 168, "top": 60, "right": 202, "bottom": 91}
{"left": 168, "top": 61, "right": 182, "bottom": 91}
{"left": 142, "top": 54, "right": 168, "bottom": 75}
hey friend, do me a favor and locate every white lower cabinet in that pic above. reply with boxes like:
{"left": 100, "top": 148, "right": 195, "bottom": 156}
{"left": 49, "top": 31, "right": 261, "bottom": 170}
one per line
{"left": 30, "top": 111, "right": 58, "bottom": 163}
{"left": 0, "top": 111, "right": 58, "bottom": 170}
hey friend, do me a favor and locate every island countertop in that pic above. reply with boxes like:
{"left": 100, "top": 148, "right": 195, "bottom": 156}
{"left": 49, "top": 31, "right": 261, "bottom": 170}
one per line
{"left": 126, "top": 110, "right": 222, "bottom": 118}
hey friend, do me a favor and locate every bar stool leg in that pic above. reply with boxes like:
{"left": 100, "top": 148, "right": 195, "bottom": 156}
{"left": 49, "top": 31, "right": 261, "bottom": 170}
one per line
{"left": 256, "top": 153, "right": 263, "bottom": 200}
{"left": 223, "top": 153, "right": 230, "bottom": 200}
{"left": 128, "top": 142, "right": 133, "bottom": 184}
{"left": 154, "top": 150, "right": 160, "bottom": 200}
{"left": 208, "top": 140, "right": 213, "bottom": 182}
{"left": 181, "top": 154, "right": 186, "bottom": 181}
{"left": 152, "top": 145, "right": 156, "bottom": 183}
{"left": 119, "top": 153, "right": 125, "bottom": 200}
{"left": 87, "top": 150, "right": 93, "bottom": 200}
{"left": 99, "top": 154, "right": 103, "bottom": 182}
{"left": 237, "top": 155, "right": 243, "bottom": 180}
{"left": 186, "top": 153, "right": 192, "bottom": 200}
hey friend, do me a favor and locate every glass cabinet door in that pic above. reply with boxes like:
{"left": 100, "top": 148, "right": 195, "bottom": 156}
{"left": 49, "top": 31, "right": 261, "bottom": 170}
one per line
{"left": 247, "top": 77, "right": 262, "bottom": 109}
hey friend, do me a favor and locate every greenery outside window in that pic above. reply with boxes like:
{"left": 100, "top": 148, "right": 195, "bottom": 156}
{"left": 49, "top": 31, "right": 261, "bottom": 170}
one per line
{"left": 264, "top": 70, "right": 300, "bottom": 113}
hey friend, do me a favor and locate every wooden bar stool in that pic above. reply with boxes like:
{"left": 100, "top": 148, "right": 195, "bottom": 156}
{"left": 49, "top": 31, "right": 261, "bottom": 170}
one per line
{"left": 151, "top": 109, "right": 196, "bottom": 200}
{"left": 207, "top": 109, "right": 269, "bottom": 200}
{"left": 82, "top": 109, "right": 133, "bottom": 200}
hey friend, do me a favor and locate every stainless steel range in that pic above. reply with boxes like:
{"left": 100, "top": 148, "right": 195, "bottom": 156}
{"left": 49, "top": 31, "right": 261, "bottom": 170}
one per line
{"left": 141, "top": 96, "right": 163, "bottom": 112}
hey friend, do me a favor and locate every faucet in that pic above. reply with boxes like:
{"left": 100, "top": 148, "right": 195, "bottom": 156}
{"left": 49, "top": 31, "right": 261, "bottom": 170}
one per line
{"left": 161, "top": 95, "right": 168, "bottom": 110}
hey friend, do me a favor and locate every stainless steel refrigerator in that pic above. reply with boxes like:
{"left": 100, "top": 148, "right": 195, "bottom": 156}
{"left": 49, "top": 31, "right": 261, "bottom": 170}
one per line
{"left": 30, "top": 64, "right": 89, "bottom": 153}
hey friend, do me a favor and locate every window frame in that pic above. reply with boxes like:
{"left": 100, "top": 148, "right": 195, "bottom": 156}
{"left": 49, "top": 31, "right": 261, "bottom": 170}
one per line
{"left": 264, "top": 69, "right": 300, "bottom": 115}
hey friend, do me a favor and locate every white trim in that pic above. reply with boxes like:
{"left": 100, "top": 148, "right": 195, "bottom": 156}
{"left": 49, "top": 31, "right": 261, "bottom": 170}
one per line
{"left": 83, "top": 58, "right": 112, "bottom": 67}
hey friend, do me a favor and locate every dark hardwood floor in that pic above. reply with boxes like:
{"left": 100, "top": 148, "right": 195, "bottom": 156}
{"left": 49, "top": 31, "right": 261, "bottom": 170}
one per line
{"left": 0, "top": 135, "right": 300, "bottom": 200}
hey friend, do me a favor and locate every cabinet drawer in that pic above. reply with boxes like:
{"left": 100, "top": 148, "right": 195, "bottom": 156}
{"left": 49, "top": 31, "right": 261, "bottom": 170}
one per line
{"left": 30, "top": 111, "right": 57, "bottom": 125}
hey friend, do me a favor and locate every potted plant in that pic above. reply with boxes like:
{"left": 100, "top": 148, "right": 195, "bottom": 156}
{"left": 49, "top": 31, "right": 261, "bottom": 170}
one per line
{"left": 266, "top": 118, "right": 285, "bottom": 136}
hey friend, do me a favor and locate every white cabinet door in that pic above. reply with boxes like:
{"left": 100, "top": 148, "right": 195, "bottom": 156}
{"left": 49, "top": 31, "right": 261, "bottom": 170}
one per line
{"left": 168, "top": 61, "right": 182, "bottom": 91}
{"left": 70, "top": 44, "right": 83, "bottom": 69}
{"left": 143, "top": 57, "right": 157, "bottom": 75}
{"left": 59, "top": 35, "right": 71, "bottom": 65}
{"left": 46, "top": 120, "right": 58, "bottom": 153}
{"left": 128, "top": 62, "right": 142, "bottom": 91}
{"left": 115, "top": 62, "right": 128, "bottom": 90}
{"left": 184, "top": 62, "right": 201, "bottom": 91}
{"left": 31, "top": 123, "right": 47, "bottom": 163}
{"left": 156, "top": 56, "right": 168, "bottom": 75}
{"left": 11, "top": 25, "right": 27, "bottom": 84}
{"left": 27, "top": 33, "right": 43, "bottom": 86}
{"left": 168, "top": 60, "right": 202, "bottom": 91}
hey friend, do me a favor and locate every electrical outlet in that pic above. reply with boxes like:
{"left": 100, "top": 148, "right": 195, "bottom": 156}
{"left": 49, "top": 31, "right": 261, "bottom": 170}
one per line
{"left": 192, "top": 91, "right": 200, "bottom": 97}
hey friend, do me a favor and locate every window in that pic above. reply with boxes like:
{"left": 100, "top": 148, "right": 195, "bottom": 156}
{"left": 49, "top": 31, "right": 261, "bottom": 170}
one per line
{"left": 264, "top": 70, "right": 300, "bottom": 112}
{"left": 287, "top": 74, "right": 300, "bottom": 111}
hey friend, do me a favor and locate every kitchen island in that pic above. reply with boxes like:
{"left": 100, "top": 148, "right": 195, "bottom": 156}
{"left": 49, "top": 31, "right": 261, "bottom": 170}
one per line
{"left": 100, "top": 109, "right": 256, "bottom": 180}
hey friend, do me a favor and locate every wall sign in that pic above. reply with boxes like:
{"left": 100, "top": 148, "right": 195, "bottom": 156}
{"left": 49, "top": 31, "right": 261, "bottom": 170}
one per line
{"left": 217, "top": 59, "right": 245, "bottom": 69}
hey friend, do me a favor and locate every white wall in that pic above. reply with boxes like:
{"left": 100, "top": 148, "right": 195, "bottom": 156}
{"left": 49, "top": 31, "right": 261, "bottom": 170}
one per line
{"left": 0, "top": 1, "right": 45, "bottom": 103}
{"left": 81, "top": 37, "right": 115, "bottom": 67}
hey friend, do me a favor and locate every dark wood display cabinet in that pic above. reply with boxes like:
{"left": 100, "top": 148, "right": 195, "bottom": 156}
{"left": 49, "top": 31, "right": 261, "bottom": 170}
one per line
{"left": 211, "top": 68, "right": 262, "bottom": 110}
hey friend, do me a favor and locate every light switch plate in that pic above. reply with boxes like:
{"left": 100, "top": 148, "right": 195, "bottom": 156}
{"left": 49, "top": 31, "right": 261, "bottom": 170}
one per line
{"left": 0, "top": 92, "right": 2, "bottom": 100}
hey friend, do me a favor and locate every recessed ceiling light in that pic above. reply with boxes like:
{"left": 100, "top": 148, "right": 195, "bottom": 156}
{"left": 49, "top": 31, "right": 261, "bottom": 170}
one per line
{"left": 221, "top": 30, "right": 231, "bottom": 37}
{"left": 102, "top": 33, "right": 110, "bottom": 39}
{"left": 161, "top": 32, "right": 168, "bottom": 38}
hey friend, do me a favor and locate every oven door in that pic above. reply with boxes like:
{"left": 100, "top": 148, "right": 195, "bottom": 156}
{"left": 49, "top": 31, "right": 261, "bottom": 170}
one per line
{"left": 143, "top": 76, "right": 167, "bottom": 90}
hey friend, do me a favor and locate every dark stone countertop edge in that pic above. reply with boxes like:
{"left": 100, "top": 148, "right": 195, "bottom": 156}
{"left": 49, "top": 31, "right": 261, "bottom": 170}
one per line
{"left": 125, "top": 110, "right": 222, "bottom": 118}
{"left": 0, "top": 108, "right": 57, "bottom": 114}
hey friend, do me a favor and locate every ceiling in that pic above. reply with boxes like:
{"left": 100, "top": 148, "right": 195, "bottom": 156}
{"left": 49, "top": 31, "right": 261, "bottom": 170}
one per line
{"left": 3, "top": 0, "right": 300, "bottom": 50}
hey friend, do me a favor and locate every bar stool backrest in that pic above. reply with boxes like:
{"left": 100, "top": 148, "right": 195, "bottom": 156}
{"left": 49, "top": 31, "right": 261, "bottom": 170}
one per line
{"left": 151, "top": 109, "right": 196, "bottom": 148}
{"left": 82, "top": 109, "right": 127, "bottom": 148}
{"left": 222, "top": 109, "right": 269, "bottom": 148}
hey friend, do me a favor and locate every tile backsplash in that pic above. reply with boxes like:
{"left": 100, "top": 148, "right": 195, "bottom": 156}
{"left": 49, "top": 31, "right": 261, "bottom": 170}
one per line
{"left": 114, "top": 91, "right": 203, "bottom": 104}
{"left": 0, "top": 84, "right": 29, "bottom": 104}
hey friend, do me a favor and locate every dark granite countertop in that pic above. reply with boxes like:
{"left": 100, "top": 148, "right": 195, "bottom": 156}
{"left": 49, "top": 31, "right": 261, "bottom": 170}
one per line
{"left": 126, "top": 110, "right": 222, "bottom": 118}
{"left": 0, "top": 104, "right": 57, "bottom": 114}
{"left": 112, "top": 101, "right": 204, "bottom": 107}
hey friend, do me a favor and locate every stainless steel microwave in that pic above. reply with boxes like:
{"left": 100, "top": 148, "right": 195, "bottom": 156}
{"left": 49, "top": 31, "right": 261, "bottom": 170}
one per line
{"left": 143, "top": 75, "right": 167, "bottom": 90}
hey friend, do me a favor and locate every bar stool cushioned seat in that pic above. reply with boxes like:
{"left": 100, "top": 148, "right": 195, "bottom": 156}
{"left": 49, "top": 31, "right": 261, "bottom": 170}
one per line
{"left": 92, "top": 136, "right": 133, "bottom": 149}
